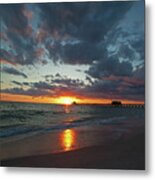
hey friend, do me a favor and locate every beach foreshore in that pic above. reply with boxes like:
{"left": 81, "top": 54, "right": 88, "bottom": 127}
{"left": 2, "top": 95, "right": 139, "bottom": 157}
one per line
{"left": 1, "top": 132, "right": 145, "bottom": 170}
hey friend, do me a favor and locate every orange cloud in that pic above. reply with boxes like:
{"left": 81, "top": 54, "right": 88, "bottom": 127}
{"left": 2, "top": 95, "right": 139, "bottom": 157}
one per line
{"left": 0, "top": 59, "right": 17, "bottom": 66}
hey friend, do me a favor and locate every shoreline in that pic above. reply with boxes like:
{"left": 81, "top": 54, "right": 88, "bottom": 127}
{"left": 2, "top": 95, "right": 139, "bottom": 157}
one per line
{"left": 1, "top": 132, "right": 145, "bottom": 170}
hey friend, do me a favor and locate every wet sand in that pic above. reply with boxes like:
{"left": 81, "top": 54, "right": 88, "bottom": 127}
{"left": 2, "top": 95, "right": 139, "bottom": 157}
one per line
{"left": 1, "top": 132, "right": 145, "bottom": 170}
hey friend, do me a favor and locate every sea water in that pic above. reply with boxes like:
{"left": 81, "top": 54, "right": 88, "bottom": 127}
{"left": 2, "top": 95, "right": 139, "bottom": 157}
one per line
{"left": 0, "top": 101, "right": 144, "bottom": 140}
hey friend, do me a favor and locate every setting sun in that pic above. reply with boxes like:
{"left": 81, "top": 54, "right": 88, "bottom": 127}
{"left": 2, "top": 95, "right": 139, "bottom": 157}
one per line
{"left": 56, "top": 97, "right": 77, "bottom": 105}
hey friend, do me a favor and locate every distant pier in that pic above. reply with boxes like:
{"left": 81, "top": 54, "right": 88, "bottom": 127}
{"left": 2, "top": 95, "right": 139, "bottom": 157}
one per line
{"left": 111, "top": 101, "right": 144, "bottom": 108}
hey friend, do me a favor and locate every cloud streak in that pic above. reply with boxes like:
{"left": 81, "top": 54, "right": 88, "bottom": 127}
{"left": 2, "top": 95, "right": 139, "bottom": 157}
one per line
{"left": 2, "top": 70, "right": 144, "bottom": 102}
{"left": 2, "top": 67, "right": 28, "bottom": 78}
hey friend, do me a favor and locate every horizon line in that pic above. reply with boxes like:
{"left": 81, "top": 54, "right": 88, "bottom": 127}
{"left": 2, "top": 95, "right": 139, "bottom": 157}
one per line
{"left": 0, "top": 99, "right": 145, "bottom": 105}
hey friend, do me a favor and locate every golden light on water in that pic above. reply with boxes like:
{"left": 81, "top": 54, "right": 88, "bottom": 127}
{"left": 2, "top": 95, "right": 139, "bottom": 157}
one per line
{"left": 64, "top": 105, "right": 71, "bottom": 113}
{"left": 61, "top": 129, "right": 76, "bottom": 151}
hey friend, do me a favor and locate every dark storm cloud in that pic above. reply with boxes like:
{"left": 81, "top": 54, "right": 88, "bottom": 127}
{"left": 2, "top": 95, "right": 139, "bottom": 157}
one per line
{"left": 22, "top": 82, "right": 30, "bottom": 86}
{"left": 1, "top": 2, "right": 143, "bottom": 66}
{"left": 104, "top": 31, "right": 144, "bottom": 64}
{"left": 118, "top": 44, "right": 136, "bottom": 60}
{"left": 133, "top": 64, "right": 144, "bottom": 81}
{"left": 38, "top": 1, "right": 133, "bottom": 63}
{"left": 81, "top": 75, "right": 144, "bottom": 101}
{"left": 85, "top": 10, "right": 144, "bottom": 97}
{"left": 1, "top": 87, "right": 53, "bottom": 97}
{"left": 0, "top": 4, "right": 46, "bottom": 66}
{"left": 60, "top": 42, "right": 104, "bottom": 65}
{"left": 31, "top": 81, "right": 53, "bottom": 90}
{"left": 38, "top": 2, "right": 133, "bottom": 42}
{"left": 3, "top": 29, "right": 41, "bottom": 66}
{"left": 0, "top": 4, "right": 28, "bottom": 36}
{"left": 0, "top": 49, "right": 17, "bottom": 65}
{"left": 130, "top": 37, "right": 145, "bottom": 61}
{"left": 87, "top": 57, "right": 133, "bottom": 79}
{"left": 11, "top": 81, "right": 54, "bottom": 90}
{"left": 2, "top": 67, "right": 28, "bottom": 78}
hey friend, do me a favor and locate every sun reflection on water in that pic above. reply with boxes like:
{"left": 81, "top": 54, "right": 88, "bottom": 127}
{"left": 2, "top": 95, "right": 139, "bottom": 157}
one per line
{"left": 64, "top": 105, "right": 71, "bottom": 113}
{"left": 60, "top": 129, "right": 76, "bottom": 151}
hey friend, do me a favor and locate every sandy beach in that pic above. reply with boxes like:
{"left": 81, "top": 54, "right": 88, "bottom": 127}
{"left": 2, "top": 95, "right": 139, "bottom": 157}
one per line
{"left": 1, "top": 131, "right": 145, "bottom": 170}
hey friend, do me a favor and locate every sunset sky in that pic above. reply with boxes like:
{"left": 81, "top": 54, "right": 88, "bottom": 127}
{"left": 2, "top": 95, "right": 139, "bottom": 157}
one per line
{"left": 0, "top": 1, "right": 145, "bottom": 104}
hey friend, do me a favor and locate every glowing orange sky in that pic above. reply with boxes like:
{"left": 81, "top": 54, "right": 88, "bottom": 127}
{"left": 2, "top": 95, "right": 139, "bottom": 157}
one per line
{"left": 0, "top": 93, "right": 144, "bottom": 105}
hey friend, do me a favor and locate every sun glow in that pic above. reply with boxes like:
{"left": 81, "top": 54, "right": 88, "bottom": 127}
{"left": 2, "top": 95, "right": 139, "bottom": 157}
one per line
{"left": 1, "top": 93, "right": 144, "bottom": 105}
{"left": 56, "top": 97, "right": 77, "bottom": 105}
